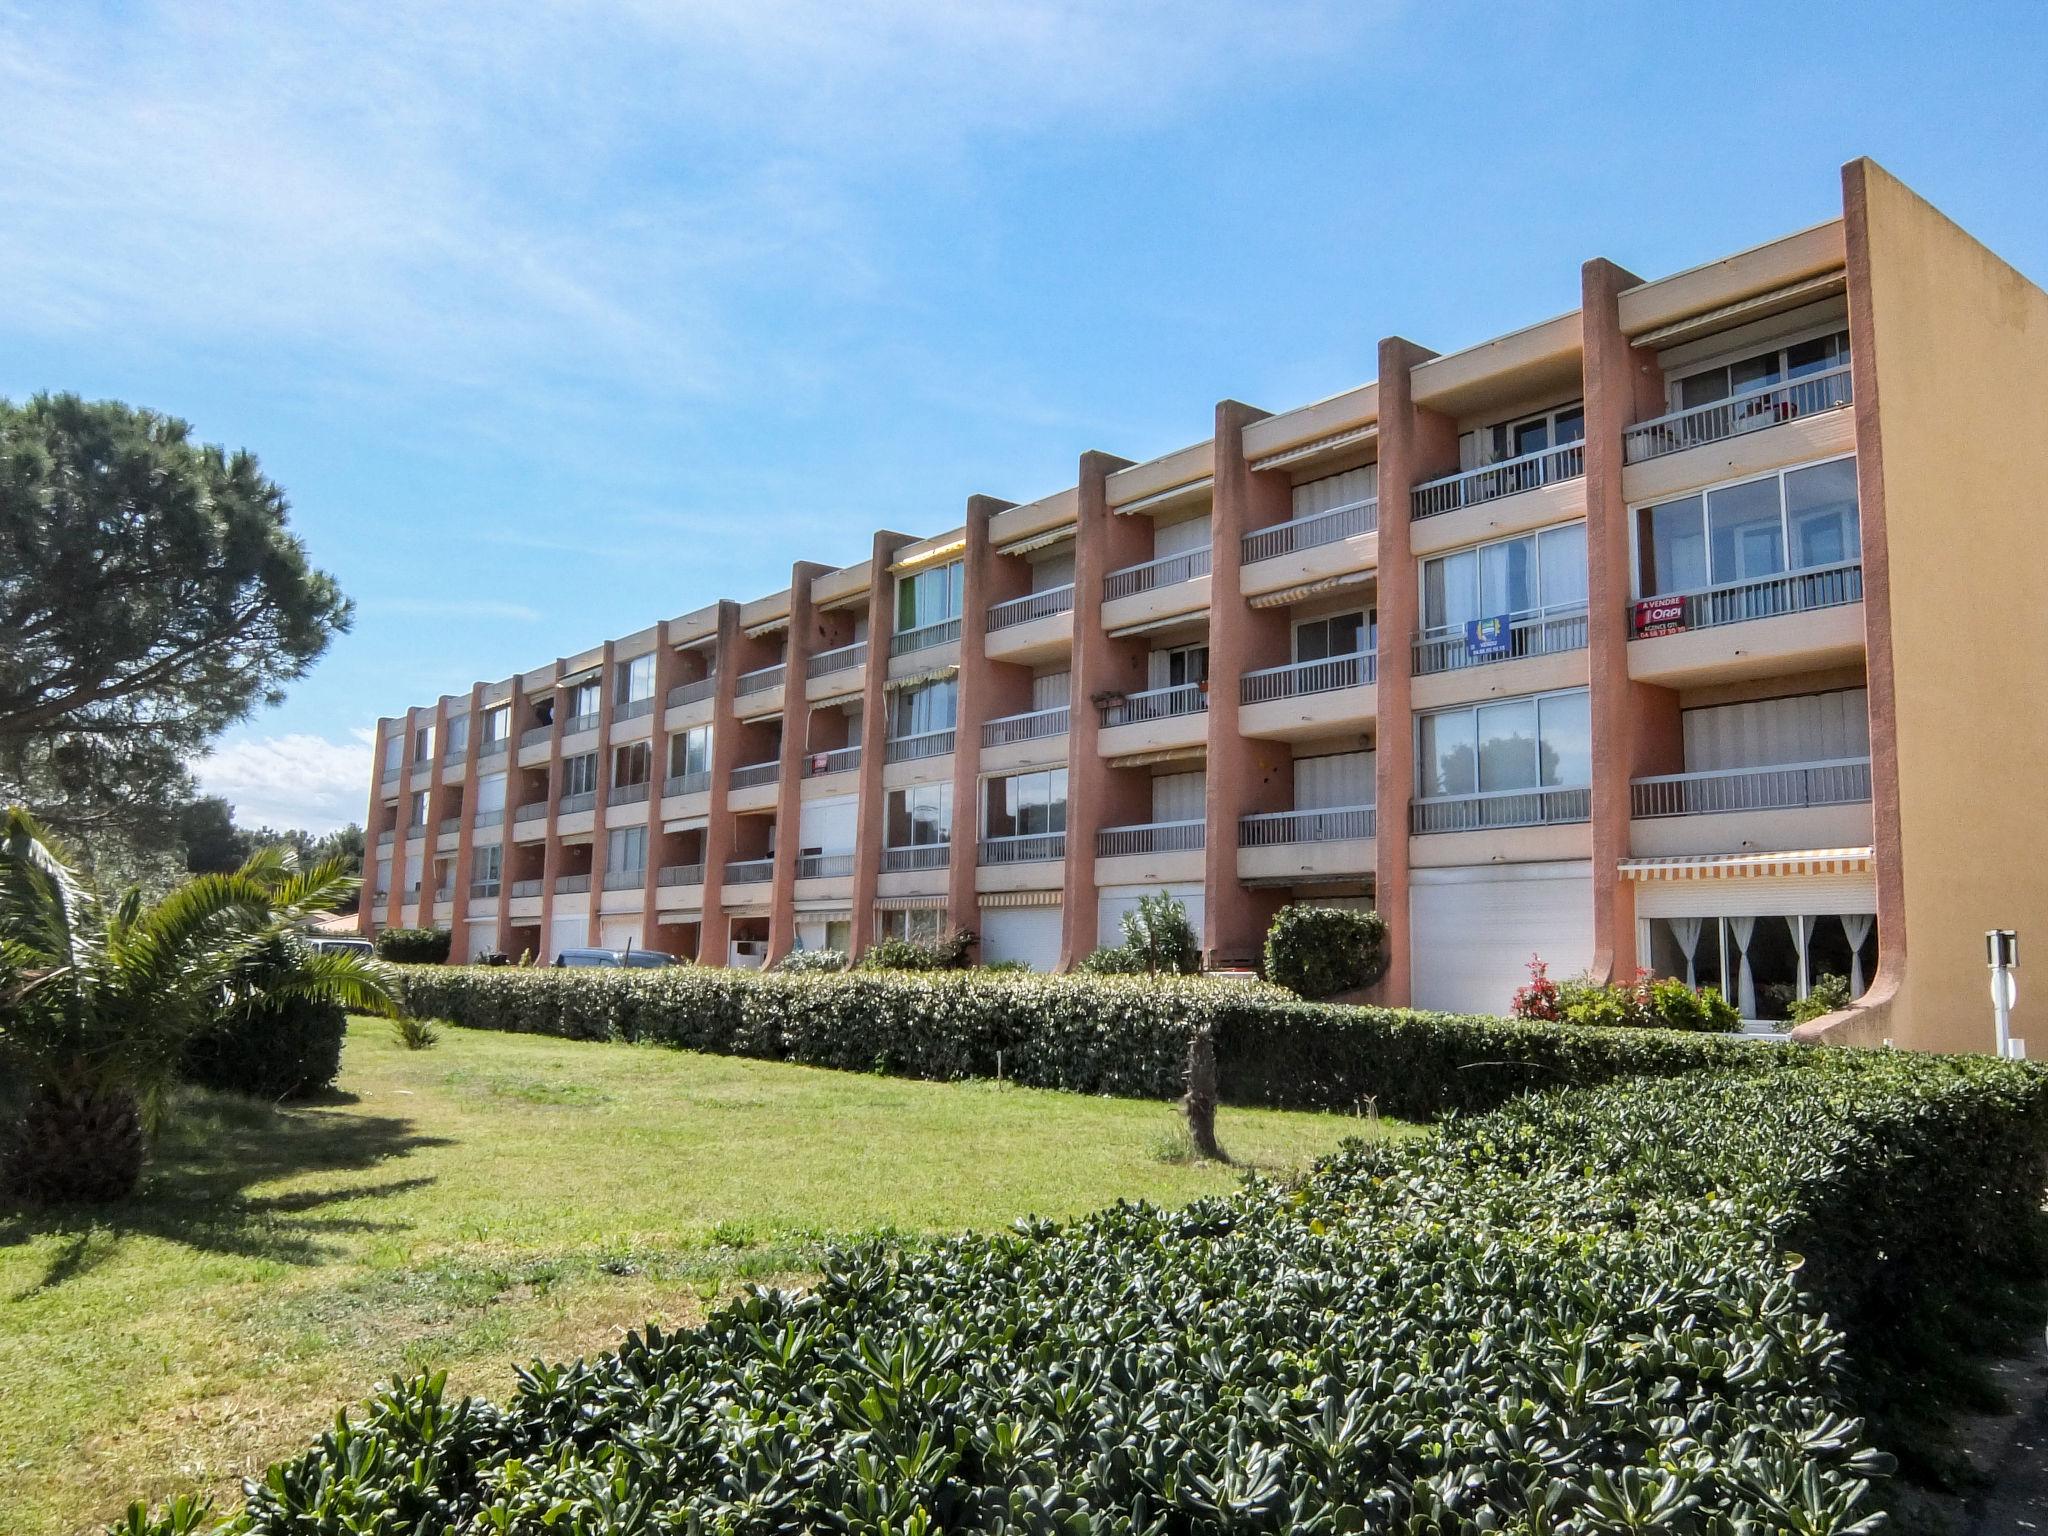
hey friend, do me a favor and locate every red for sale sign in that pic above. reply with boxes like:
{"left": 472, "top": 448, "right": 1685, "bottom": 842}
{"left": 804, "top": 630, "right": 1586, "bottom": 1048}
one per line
{"left": 1633, "top": 596, "right": 1686, "bottom": 637}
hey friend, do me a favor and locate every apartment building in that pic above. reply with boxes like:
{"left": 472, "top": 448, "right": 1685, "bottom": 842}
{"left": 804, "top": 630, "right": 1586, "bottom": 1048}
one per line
{"left": 361, "top": 160, "right": 2048, "bottom": 1054}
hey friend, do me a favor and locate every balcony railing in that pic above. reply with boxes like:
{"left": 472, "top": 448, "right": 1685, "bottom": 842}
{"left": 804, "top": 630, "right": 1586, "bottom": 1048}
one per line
{"left": 563, "top": 711, "right": 601, "bottom": 736}
{"left": 1631, "top": 757, "right": 1873, "bottom": 819}
{"left": 557, "top": 790, "right": 597, "bottom": 815}
{"left": 405, "top": 824, "right": 427, "bottom": 841}
{"left": 668, "top": 676, "right": 717, "bottom": 708}
{"left": 473, "top": 808, "right": 504, "bottom": 828}
{"left": 730, "top": 760, "right": 781, "bottom": 790}
{"left": 433, "top": 887, "right": 454, "bottom": 905}
{"left": 1411, "top": 441, "right": 1585, "bottom": 520}
{"left": 381, "top": 769, "right": 399, "bottom": 784}
{"left": 610, "top": 781, "right": 650, "bottom": 806}
{"left": 724, "top": 857, "right": 775, "bottom": 884}
{"left": 602, "top": 868, "right": 645, "bottom": 891}
{"left": 1097, "top": 820, "right": 1205, "bottom": 858}
{"left": 554, "top": 873, "right": 592, "bottom": 894}
{"left": 1104, "top": 547, "right": 1210, "bottom": 602}
{"left": 988, "top": 584, "right": 1075, "bottom": 632}
{"left": 882, "top": 844, "right": 950, "bottom": 872}
{"left": 804, "top": 745, "right": 862, "bottom": 777}
{"left": 796, "top": 852, "right": 855, "bottom": 880}
{"left": 509, "top": 879, "right": 542, "bottom": 899}
{"left": 477, "top": 740, "right": 508, "bottom": 763}
{"left": 1240, "top": 651, "right": 1376, "bottom": 705}
{"left": 441, "top": 747, "right": 467, "bottom": 768}
{"left": 891, "top": 617, "right": 961, "bottom": 657}
{"left": 979, "top": 832, "right": 1065, "bottom": 865}
{"left": 664, "top": 770, "right": 711, "bottom": 797}
{"left": 807, "top": 640, "right": 867, "bottom": 678}
{"left": 885, "top": 728, "right": 955, "bottom": 764}
{"left": 1412, "top": 611, "right": 1589, "bottom": 676}
{"left": 1101, "top": 683, "right": 1207, "bottom": 728}
{"left": 1239, "top": 805, "right": 1376, "bottom": 847}
{"left": 1632, "top": 561, "right": 1863, "bottom": 637}
{"left": 520, "top": 725, "right": 551, "bottom": 748}
{"left": 735, "top": 663, "right": 785, "bottom": 698}
{"left": 1623, "top": 366, "right": 1854, "bottom": 464}
{"left": 1241, "top": 498, "right": 1378, "bottom": 565}
{"left": 982, "top": 706, "right": 1068, "bottom": 748}
{"left": 469, "top": 879, "right": 501, "bottom": 899}
{"left": 616, "top": 696, "right": 655, "bottom": 721}
{"left": 1412, "top": 785, "right": 1591, "bottom": 834}
{"left": 513, "top": 802, "right": 549, "bottom": 823}
{"left": 376, "top": 829, "right": 396, "bottom": 846}
{"left": 657, "top": 863, "right": 705, "bottom": 888}
{"left": 438, "top": 817, "right": 461, "bottom": 835}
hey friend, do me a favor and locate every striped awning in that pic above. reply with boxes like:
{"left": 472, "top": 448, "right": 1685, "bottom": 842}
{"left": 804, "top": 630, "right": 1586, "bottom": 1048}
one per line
{"left": 884, "top": 664, "right": 959, "bottom": 692}
{"left": 742, "top": 617, "right": 789, "bottom": 640}
{"left": 995, "top": 524, "right": 1076, "bottom": 557}
{"left": 1619, "top": 847, "right": 1873, "bottom": 882}
{"left": 889, "top": 537, "right": 967, "bottom": 573}
{"left": 1247, "top": 571, "right": 1374, "bottom": 610}
{"left": 875, "top": 895, "right": 949, "bottom": 912}
{"left": 1114, "top": 476, "right": 1213, "bottom": 516}
{"left": 1248, "top": 422, "right": 1377, "bottom": 473}
{"left": 1635, "top": 271, "right": 1846, "bottom": 348}
{"left": 1106, "top": 745, "right": 1207, "bottom": 771}
{"left": 980, "top": 889, "right": 1062, "bottom": 909}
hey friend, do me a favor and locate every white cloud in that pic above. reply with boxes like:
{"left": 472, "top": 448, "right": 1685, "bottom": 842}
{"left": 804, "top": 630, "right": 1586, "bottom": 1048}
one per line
{"left": 192, "top": 730, "right": 376, "bottom": 834}
{"left": 373, "top": 598, "right": 544, "bottom": 622}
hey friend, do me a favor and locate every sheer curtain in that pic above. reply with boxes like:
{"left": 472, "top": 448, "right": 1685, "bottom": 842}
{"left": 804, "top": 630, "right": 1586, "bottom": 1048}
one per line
{"left": 1841, "top": 913, "right": 1874, "bottom": 996}
{"left": 1669, "top": 917, "right": 1704, "bottom": 989}
{"left": 1727, "top": 916, "right": 1757, "bottom": 1018}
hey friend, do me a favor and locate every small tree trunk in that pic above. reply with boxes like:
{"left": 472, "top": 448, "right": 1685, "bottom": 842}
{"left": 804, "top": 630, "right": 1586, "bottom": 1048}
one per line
{"left": 1182, "top": 1023, "right": 1226, "bottom": 1163}
{"left": 4, "top": 1082, "right": 146, "bottom": 1204}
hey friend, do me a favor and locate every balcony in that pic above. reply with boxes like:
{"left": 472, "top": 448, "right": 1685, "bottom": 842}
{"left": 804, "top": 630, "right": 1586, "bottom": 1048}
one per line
{"left": 473, "top": 808, "right": 504, "bottom": 828}
{"left": 433, "top": 886, "right": 454, "bottom": 905}
{"left": 664, "top": 770, "right": 711, "bottom": 798}
{"left": 657, "top": 863, "right": 705, "bottom": 887}
{"left": 988, "top": 585, "right": 1074, "bottom": 631}
{"left": 882, "top": 844, "right": 950, "bottom": 872}
{"left": 1633, "top": 562, "right": 1862, "bottom": 637}
{"left": 438, "top": 816, "right": 461, "bottom": 835}
{"left": 668, "top": 676, "right": 717, "bottom": 708}
{"left": 807, "top": 640, "right": 867, "bottom": 679}
{"left": 554, "top": 873, "right": 591, "bottom": 894}
{"left": 982, "top": 706, "right": 1068, "bottom": 749}
{"left": 730, "top": 760, "right": 781, "bottom": 790}
{"left": 1412, "top": 611, "right": 1588, "bottom": 677}
{"left": 1241, "top": 498, "right": 1377, "bottom": 564}
{"left": 376, "top": 829, "right": 396, "bottom": 847}
{"left": 1412, "top": 785, "right": 1590, "bottom": 834}
{"left": 735, "top": 663, "right": 785, "bottom": 698}
{"left": 602, "top": 868, "right": 645, "bottom": 891}
{"left": 1627, "top": 563, "right": 1864, "bottom": 686}
{"left": 610, "top": 781, "right": 650, "bottom": 806}
{"left": 1237, "top": 805, "right": 1376, "bottom": 884}
{"left": 891, "top": 617, "right": 961, "bottom": 658}
{"left": 796, "top": 852, "right": 855, "bottom": 880}
{"left": 979, "top": 832, "right": 1065, "bottom": 865}
{"left": 477, "top": 740, "right": 508, "bottom": 765}
{"left": 616, "top": 696, "right": 656, "bottom": 722}
{"left": 563, "top": 711, "right": 601, "bottom": 736}
{"left": 804, "top": 745, "right": 862, "bottom": 778}
{"left": 1239, "top": 805, "right": 1376, "bottom": 846}
{"left": 380, "top": 769, "right": 399, "bottom": 785}
{"left": 1624, "top": 367, "right": 1853, "bottom": 465}
{"left": 509, "top": 878, "right": 543, "bottom": 898}
{"left": 469, "top": 879, "right": 501, "bottom": 899}
{"left": 1241, "top": 652, "right": 1376, "bottom": 704}
{"left": 1103, "top": 547, "right": 1209, "bottom": 602}
{"left": 724, "top": 857, "right": 775, "bottom": 884}
{"left": 558, "top": 790, "right": 597, "bottom": 815}
{"left": 512, "top": 802, "right": 549, "bottom": 823}
{"left": 1096, "top": 820, "right": 1204, "bottom": 857}
{"left": 520, "top": 725, "right": 551, "bottom": 748}
{"left": 1100, "top": 683, "right": 1206, "bottom": 728}
{"left": 1630, "top": 757, "right": 1874, "bottom": 859}
{"left": 441, "top": 748, "right": 467, "bottom": 769}
{"left": 1411, "top": 441, "right": 1584, "bottom": 521}
{"left": 885, "top": 728, "right": 954, "bottom": 765}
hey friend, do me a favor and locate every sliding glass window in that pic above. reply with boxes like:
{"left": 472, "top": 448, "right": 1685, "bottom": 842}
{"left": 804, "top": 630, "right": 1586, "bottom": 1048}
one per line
{"left": 1636, "top": 457, "right": 1859, "bottom": 598}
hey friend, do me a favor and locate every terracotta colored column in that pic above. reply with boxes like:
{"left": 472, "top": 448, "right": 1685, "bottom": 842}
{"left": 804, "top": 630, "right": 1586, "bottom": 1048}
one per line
{"left": 1059, "top": 450, "right": 1142, "bottom": 968}
{"left": 359, "top": 719, "right": 397, "bottom": 938}
{"left": 1372, "top": 338, "right": 1456, "bottom": 1006}
{"left": 946, "top": 496, "right": 1016, "bottom": 949}
{"left": 768, "top": 562, "right": 832, "bottom": 964}
{"left": 695, "top": 602, "right": 746, "bottom": 965}
{"left": 638, "top": 624, "right": 686, "bottom": 952}
{"left": 534, "top": 667, "right": 569, "bottom": 959}
{"left": 447, "top": 682, "right": 487, "bottom": 961}
{"left": 485, "top": 680, "right": 516, "bottom": 956}
{"left": 1582, "top": 258, "right": 1679, "bottom": 983}
{"left": 849, "top": 530, "right": 917, "bottom": 957}
{"left": 395, "top": 704, "right": 431, "bottom": 931}
{"left": 1204, "top": 399, "right": 1296, "bottom": 968}
{"left": 582, "top": 641, "right": 619, "bottom": 947}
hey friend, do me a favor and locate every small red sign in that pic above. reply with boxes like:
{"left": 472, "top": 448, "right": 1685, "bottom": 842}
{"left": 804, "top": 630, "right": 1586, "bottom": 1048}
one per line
{"left": 1633, "top": 596, "right": 1686, "bottom": 638}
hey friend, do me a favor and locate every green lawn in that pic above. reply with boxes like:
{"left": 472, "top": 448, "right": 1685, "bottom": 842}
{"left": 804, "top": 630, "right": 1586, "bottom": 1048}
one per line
{"left": 0, "top": 1019, "right": 1409, "bottom": 1535}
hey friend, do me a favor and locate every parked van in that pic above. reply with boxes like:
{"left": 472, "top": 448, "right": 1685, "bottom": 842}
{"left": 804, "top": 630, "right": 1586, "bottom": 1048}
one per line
{"left": 553, "top": 947, "right": 684, "bottom": 969}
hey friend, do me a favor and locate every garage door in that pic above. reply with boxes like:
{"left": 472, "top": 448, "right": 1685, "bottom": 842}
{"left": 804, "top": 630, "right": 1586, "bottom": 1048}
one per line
{"left": 600, "top": 921, "right": 642, "bottom": 952}
{"left": 548, "top": 915, "right": 588, "bottom": 964}
{"left": 1410, "top": 861, "right": 1593, "bottom": 1015}
{"left": 1099, "top": 884, "right": 1205, "bottom": 951}
{"left": 979, "top": 906, "right": 1063, "bottom": 971}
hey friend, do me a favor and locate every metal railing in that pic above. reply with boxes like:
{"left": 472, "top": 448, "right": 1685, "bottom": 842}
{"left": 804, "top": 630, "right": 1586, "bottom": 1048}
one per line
{"left": 891, "top": 617, "right": 961, "bottom": 656}
{"left": 557, "top": 790, "right": 597, "bottom": 814}
{"left": 438, "top": 816, "right": 461, "bottom": 835}
{"left": 405, "top": 823, "right": 427, "bottom": 840}
{"left": 1411, "top": 441, "right": 1584, "bottom": 520}
{"left": 657, "top": 863, "right": 704, "bottom": 888}
{"left": 520, "top": 725, "right": 551, "bottom": 748}
{"left": 807, "top": 640, "right": 867, "bottom": 678}
{"left": 978, "top": 832, "right": 1066, "bottom": 864}
{"left": 1239, "top": 805, "right": 1376, "bottom": 846}
{"left": 1411, "top": 785, "right": 1591, "bottom": 833}
{"left": 1623, "top": 366, "right": 1854, "bottom": 464}
{"left": 1103, "top": 547, "right": 1209, "bottom": 602}
{"left": 730, "top": 760, "right": 781, "bottom": 790}
{"left": 1631, "top": 757, "right": 1872, "bottom": 818}
{"left": 616, "top": 696, "right": 655, "bottom": 721}
{"left": 441, "top": 747, "right": 467, "bottom": 768}
{"left": 804, "top": 745, "right": 862, "bottom": 777}
{"left": 473, "top": 808, "right": 504, "bottom": 828}
{"left": 988, "top": 584, "right": 1075, "bottom": 631}
{"left": 735, "top": 663, "right": 785, "bottom": 697}
{"left": 1633, "top": 561, "right": 1863, "bottom": 636}
{"left": 1101, "top": 683, "right": 1207, "bottom": 728}
{"left": 376, "top": 829, "right": 396, "bottom": 846}
{"left": 1412, "top": 610, "right": 1589, "bottom": 675}
{"left": 882, "top": 844, "right": 950, "bottom": 872}
{"left": 1240, "top": 651, "right": 1376, "bottom": 705}
{"left": 609, "top": 781, "right": 650, "bottom": 806}
{"left": 477, "top": 741, "right": 508, "bottom": 763}
{"left": 1097, "top": 820, "right": 1205, "bottom": 858}
{"left": 982, "top": 706, "right": 1068, "bottom": 748}
{"left": 509, "top": 879, "right": 542, "bottom": 899}
{"left": 513, "top": 802, "right": 549, "bottom": 823}
{"left": 668, "top": 676, "right": 717, "bottom": 708}
{"left": 381, "top": 769, "right": 399, "bottom": 784}
{"left": 885, "top": 728, "right": 955, "bottom": 764}
{"left": 563, "top": 711, "right": 601, "bottom": 736}
{"left": 664, "top": 770, "right": 711, "bottom": 797}
{"left": 796, "top": 852, "right": 855, "bottom": 880}
{"left": 724, "top": 857, "right": 775, "bottom": 884}
{"left": 1241, "top": 498, "right": 1378, "bottom": 564}
{"left": 602, "top": 868, "right": 645, "bottom": 890}
{"left": 469, "top": 879, "right": 501, "bottom": 899}
{"left": 554, "top": 873, "right": 592, "bottom": 894}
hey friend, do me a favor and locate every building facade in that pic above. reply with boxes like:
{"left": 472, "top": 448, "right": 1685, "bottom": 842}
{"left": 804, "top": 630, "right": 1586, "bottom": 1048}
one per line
{"left": 361, "top": 161, "right": 2048, "bottom": 1054}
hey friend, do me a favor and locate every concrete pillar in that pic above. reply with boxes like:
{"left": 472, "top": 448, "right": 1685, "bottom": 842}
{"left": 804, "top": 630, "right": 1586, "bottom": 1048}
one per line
{"left": 849, "top": 530, "right": 917, "bottom": 957}
{"left": 1371, "top": 337, "right": 1455, "bottom": 1006}
{"left": 638, "top": 624, "right": 686, "bottom": 953}
{"left": 447, "top": 682, "right": 487, "bottom": 962}
{"left": 484, "top": 683, "right": 515, "bottom": 957}
{"left": 583, "top": 640, "right": 618, "bottom": 947}
{"left": 768, "top": 562, "right": 832, "bottom": 964}
{"left": 946, "top": 495, "right": 1018, "bottom": 950}
{"left": 359, "top": 718, "right": 397, "bottom": 939}
{"left": 534, "top": 666, "right": 570, "bottom": 960}
{"left": 695, "top": 602, "right": 745, "bottom": 965}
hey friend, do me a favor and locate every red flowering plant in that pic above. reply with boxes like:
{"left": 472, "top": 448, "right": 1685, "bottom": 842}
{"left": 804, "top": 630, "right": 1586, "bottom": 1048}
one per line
{"left": 1510, "top": 955, "right": 1564, "bottom": 1022}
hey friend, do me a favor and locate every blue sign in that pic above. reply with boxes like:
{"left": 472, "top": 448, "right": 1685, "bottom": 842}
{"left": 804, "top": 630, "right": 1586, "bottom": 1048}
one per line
{"left": 1465, "top": 615, "right": 1511, "bottom": 659}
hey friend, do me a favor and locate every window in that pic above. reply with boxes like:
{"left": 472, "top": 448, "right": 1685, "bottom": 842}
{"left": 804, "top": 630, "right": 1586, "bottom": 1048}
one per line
{"left": 1292, "top": 465, "right": 1376, "bottom": 519}
{"left": 475, "top": 772, "right": 508, "bottom": 816}
{"left": 886, "top": 783, "right": 952, "bottom": 848}
{"left": 480, "top": 705, "right": 510, "bottom": 746}
{"left": 568, "top": 680, "right": 601, "bottom": 721}
{"left": 1469, "top": 401, "right": 1585, "bottom": 467}
{"left": 669, "top": 726, "right": 712, "bottom": 778}
{"left": 382, "top": 735, "right": 403, "bottom": 773}
{"left": 1416, "top": 688, "right": 1591, "bottom": 799}
{"left": 613, "top": 741, "right": 652, "bottom": 787}
{"left": 891, "top": 678, "right": 957, "bottom": 739}
{"left": 1422, "top": 524, "right": 1587, "bottom": 635}
{"left": 373, "top": 855, "right": 392, "bottom": 896}
{"left": 1674, "top": 328, "right": 1851, "bottom": 412}
{"left": 562, "top": 753, "right": 597, "bottom": 798}
{"left": 1293, "top": 609, "right": 1375, "bottom": 663}
{"left": 1152, "top": 644, "right": 1209, "bottom": 690}
{"left": 606, "top": 825, "right": 648, "bottom": 876}
{"left": 880, "top": 908, "right": 945, "bottom": 944}
{"left": 409, "top": 790, "right": 430, "bottom": 827}
{"left": 617, "top": 653, "right": 655, "bottom": 703}
{"left": 1636, "top": 458, "right": 1859, "bottom": 597}
{"left": 413, "top": 725, "right": 431, "bottom": 760}
{"left": 445, "top": 715, "right": 469, "bottom": 755}
{"left": 896, "top": 560, "right": 963, "bottom": 633}
{"left": 1645, "top": 912, "right": 1876, "bottom": 1022}
{"left": 984, "top": 769, "right": 1068, "bottom": 839}
{"left": 472, "top": 845, "right": 502, "bottom": 895}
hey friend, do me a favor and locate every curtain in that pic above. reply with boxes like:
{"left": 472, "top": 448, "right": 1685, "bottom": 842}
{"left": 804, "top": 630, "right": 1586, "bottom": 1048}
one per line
{"left": 1728, "top": 916, "right": 1757, "bottom": 1019}
{"left": 1669, "top": 917, "right": 1704, "bottom": 989}
{"left": 1841, "top": 913, "right": 1874, "bottom": 996}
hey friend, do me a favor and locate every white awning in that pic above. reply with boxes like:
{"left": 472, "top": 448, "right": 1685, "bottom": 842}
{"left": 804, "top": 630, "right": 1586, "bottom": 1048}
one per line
{"left": 1248, "top": 423, "right": 1377, "bottom": 473}
{"left": 1114, "top": 476, "right": 1213, "bottom": 516}
{"left": 889, "top": 537, "right": 967, "bottom": 573}
{"left": 1247, "top": 571, "right": 1374, "bottom": 609}
{"left": 995, "top": 524, "right": 1077, "bottom": 557}
{"left": 1635, "top": 271, "right": 1847, "bottom": 348}
{"left": 884, "top": 664, "right": 959, "bottom": 692}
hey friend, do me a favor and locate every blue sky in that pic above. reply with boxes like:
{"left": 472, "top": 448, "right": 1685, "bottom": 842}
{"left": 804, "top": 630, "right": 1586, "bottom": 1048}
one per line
{"left": 6, "top": 0, "right": 2046, "bottom": 830}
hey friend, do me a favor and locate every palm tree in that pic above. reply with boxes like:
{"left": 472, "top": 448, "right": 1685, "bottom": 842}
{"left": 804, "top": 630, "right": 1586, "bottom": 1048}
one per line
{"left": 0, "top": 806, "right": 399, "bottom": 1204}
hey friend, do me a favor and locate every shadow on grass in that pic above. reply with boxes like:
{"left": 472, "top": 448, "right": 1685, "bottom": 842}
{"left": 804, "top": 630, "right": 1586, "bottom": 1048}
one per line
{"left": 0, "top": 1086, "right": 452, "bottom": 1291}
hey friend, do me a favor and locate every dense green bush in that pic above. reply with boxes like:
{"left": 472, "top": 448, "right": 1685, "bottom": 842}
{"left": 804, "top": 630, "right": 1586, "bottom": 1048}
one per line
{"left": 1121, "top": 889, "right": 1199, "bottom": 974}
{"left": 179, "top": 932, "right": 350, "bottom": 1100}
{"left": 127, "top": 1049, "right": 2048, "bottom": 1536}
{"left": 1791, "top": 972, "right": 1855, "bottom": 1025}
{"left": 373, "top": 926, "right": 450, "bottom": 964}
{"left": 773, "top": 948, "right": 848, "bottom": 974}
{"left": 1514, "top": 957, "right": 1740, "bottom": 1032}
{"left": 1075, "top": 943, "right": 1146, "bottom": 974}
{"left": 1262, "top": 904, "right": 1387, "bottom": 998}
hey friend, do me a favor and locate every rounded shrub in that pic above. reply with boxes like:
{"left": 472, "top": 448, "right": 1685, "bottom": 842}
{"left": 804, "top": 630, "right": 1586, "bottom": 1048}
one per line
{"left": 375, "top": 926, "right": 451, "bottom": 964}
{"left": 856, "top": 937, "right": 946, "bottom": 972}
{"left": 182, "top": 934, "right": 348, "bottom": 1100}
{"left": 1263, "top": 905, "right": 1388, "bottom": 999}
{"left": 775, "top": 949, "right": 849, "bottom": 975}
{"left": 1077, "top": 944, "right": 1146, "bottom": 975}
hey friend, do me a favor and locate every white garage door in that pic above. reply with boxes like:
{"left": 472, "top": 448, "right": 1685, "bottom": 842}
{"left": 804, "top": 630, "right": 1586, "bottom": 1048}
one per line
{"left": 1410, "top": 861, "right": 1593, "bottom": 1015}
{"left": 979, "top": 906, "right": 1063, "bottom": 970}
{"left": 548, "top": 915, "right": 588, "bottom": 963}
{"left": 1099, "top": 884, "right": 1205, "bottom": 950}
{"left": 600, "top": 921, "right": 642, "bottom": 952}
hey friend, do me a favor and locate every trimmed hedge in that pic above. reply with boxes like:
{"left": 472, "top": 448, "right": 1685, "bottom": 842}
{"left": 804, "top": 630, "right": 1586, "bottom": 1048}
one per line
{"left": 132, "top": 1048, "right": 2048, "bottom": 1534}
{"left": 374, "top": 926, "right": 450, "bottom": 964}
{"left": 397, "top": 965, "right": 1776, "bottom": 1118}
